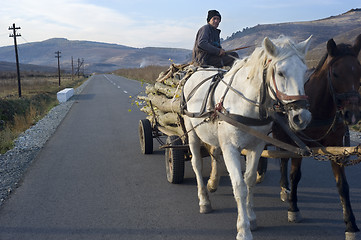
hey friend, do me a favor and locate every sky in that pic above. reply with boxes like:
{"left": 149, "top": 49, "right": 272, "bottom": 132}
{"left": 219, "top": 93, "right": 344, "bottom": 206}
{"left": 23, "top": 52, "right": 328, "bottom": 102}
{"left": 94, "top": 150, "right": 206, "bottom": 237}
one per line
{"left": 0, "top": 0, "right": 360, "bottom": 50}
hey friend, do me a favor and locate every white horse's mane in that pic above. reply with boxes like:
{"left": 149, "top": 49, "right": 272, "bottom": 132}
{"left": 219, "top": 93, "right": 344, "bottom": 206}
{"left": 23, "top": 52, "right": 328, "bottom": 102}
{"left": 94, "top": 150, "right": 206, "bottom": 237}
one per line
{"left": 225, "top": 35, "right": 306, "bottom": 80}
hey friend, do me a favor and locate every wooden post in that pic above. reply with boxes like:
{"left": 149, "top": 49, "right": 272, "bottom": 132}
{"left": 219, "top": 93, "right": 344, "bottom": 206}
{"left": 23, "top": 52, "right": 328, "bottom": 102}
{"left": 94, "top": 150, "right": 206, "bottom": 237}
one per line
{"left": 55, "top": 51, "right": 61, "bottom": 86}
{"left": 9, "top": 23, "right": 22, "bottom": 97}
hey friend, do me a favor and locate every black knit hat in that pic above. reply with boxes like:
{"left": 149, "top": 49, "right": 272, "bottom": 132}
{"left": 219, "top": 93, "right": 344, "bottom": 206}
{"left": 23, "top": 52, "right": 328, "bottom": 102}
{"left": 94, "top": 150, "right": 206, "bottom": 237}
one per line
{"left": 207, "top": 10, "right": 221, "bottom": 22}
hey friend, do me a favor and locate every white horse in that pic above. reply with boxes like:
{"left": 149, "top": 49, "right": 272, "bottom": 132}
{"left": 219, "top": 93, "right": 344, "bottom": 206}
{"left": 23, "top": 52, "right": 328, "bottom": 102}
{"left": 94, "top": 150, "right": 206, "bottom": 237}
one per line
{"left": 182, "top": 35, "right": 312, "bottom": 240}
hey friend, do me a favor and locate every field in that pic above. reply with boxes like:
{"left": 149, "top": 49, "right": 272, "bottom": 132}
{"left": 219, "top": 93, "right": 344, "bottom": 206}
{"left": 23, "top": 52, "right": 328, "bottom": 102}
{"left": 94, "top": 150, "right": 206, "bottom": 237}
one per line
{"left": 113, "top": 65, "right": 168, "bottom": 84}
{"left": 0, "top": 73, "right": 87, "bottom": 153}
{"left": 0, "top": 72, "right": 76, "bottom": 98}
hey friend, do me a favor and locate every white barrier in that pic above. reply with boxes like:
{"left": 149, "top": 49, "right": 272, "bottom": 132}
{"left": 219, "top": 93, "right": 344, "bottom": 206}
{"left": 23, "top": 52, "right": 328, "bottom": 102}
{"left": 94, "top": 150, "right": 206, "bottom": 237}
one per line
{"left": 57, "top": 88, "right": 74, "bottom": 103}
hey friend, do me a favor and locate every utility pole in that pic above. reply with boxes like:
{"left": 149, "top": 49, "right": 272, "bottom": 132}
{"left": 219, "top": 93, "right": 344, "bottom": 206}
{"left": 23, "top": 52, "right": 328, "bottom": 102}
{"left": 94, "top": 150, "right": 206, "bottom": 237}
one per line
{"left": 77, "top": 58, "right": 81, "bottom": 77}
{"left": 76, "top": 58, "right": 84, "bottom": 77}
{"left": 71, "top": 56, "right": 74, "bottom": 81}
{"left": 55, "top": 51, "right": 61, "bottom": 86}
{"left": 9, "top": 23, "right": 22, "bottom": 97}
{"left": 82, "top": 58, "right": 85, "bottom": 76}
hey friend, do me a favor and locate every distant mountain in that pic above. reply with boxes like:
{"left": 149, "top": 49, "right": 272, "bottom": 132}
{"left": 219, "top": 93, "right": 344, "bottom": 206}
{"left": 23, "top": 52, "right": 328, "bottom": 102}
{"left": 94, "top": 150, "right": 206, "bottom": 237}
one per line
{"left": 222, "top": 8, "right": 361, "bottom": 67}
{"left": 0, "top": 9, "right": 360, "bottom": 73}
{"left": 0, "top": 38, "right": 192, "bottom": 73}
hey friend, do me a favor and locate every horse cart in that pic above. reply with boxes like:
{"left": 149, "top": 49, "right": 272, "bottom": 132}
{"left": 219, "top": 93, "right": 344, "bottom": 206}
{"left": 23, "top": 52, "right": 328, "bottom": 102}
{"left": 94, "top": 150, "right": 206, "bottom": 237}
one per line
{"left": 137, "top": 62, "right": 361, "bottom": 185}
{"left": 137, "top": 34, "right": 361, "bottom": 240}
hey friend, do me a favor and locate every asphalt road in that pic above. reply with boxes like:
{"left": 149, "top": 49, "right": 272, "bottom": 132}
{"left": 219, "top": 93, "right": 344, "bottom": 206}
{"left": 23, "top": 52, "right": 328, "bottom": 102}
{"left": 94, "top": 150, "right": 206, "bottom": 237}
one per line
{"left": 0, "top": 74, "right": 360, "bottom": 240}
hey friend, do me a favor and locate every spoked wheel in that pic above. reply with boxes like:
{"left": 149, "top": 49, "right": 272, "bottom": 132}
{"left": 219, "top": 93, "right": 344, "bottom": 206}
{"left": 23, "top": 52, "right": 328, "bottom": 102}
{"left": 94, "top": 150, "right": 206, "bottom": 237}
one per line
{"left": 165, "top": 136, "right": 185, "bottom": 184}
{"left": 139, "top": 119, "right": 153, "bottom": 154}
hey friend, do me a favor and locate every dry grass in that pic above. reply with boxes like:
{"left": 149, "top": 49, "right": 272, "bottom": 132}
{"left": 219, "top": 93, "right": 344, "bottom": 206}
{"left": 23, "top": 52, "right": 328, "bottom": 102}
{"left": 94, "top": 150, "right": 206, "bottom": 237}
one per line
{"left": 113, "top": 65, "right": 168, "bottom": 84}
{"left": 0, "top": 75, "right": 76, "bottom": 98}
{"left": 0, "top": 74, "right": 87, "bottom": 153}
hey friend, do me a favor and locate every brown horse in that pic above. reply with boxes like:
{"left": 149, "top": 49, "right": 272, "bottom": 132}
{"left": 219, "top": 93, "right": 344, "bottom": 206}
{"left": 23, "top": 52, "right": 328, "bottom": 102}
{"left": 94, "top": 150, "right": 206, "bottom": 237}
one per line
{"left": 272, "top": 34, "right": 361, "bottom": 240}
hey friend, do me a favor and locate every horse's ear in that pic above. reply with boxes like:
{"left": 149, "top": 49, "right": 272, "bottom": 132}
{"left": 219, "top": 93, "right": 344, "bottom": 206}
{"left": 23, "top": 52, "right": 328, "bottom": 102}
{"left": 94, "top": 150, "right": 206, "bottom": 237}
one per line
{"left": 297, "top": 35, "right": 312, "bottom": 55}
{"left": 327, "top": 38, "right": 337, "bottom": 56}
{"left": 263, "top": 37, "right": 278, "bottom": 57}
{"left": 352, "top": 34, "right": 361, "bottom": 55}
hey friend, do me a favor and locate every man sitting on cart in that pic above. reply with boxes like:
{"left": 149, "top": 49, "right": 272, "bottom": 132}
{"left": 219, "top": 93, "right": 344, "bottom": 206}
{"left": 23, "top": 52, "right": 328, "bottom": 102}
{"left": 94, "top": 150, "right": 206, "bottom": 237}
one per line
{"left": 192, "top": 10, "right": 239, "bottom": 68}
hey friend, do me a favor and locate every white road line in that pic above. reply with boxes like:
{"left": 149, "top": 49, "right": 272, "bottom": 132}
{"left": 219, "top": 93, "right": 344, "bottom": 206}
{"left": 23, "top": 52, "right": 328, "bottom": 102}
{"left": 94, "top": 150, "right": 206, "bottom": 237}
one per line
{"left": 103, "top": 74, "right": 131, "bottom": 95}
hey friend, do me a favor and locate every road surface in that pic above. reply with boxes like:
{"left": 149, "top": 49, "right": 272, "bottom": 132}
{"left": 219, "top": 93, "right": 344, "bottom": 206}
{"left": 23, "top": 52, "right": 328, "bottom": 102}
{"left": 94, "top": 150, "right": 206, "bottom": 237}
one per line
{"left": 0, "top": 74, "right": 360, "bottom": 240}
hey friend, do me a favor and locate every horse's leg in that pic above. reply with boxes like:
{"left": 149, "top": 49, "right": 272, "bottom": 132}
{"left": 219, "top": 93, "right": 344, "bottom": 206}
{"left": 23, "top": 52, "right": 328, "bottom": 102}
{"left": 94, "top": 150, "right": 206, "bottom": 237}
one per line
{"left": 244, "top": 143, "right": 265, "bottom": 232}
{"left": 221, "top": 144, "right": 252, "bottom": 240}
{"left": 330, "top": 161, "right": 360, "bottom": 240}
{"left": 280, "top": 158, "right": 290, "bottom": 202}
{"left": 185, "top": 119, "right": 212, "bottom": 214}
{"left": 190, "top": 142, "right": 212, "bottom": 213}
{"left": 287, "top": 157, "right": 303, "bottom": 222}
{"left": 256, "top": 156, "right": 267, "bottom": 184}
{"left": 207, "top": 146, "right": 221, "bottom": 193}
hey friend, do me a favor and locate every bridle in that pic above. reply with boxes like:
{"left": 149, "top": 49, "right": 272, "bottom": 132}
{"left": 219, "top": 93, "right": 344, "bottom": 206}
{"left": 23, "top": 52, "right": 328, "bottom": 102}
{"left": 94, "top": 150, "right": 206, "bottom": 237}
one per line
{"left": 327, "top": 56, "right": 361, "bottom": 111}
{"left": 265, "top": 59, "right": 309, "bottom": 114}
{"left": 297, "top": 54, "right": 361, "bottom": 142}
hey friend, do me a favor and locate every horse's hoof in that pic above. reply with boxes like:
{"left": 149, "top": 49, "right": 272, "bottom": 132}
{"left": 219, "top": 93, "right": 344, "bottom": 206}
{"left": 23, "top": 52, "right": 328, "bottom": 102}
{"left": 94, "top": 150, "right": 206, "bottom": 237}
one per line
{"left": 207, "top": 182, "right": 218, "bottom": 193}
{"left": 288, "top": 211, "right": 302, "bottom": 223}
{"left": 200, "top": 204, "right": 213, "bottom": 214}
{"left": 250, "top": 219, "right": 258, "bottom": 231}
{"left": 236, "top": 231, "right": 253, "bottom": 240}
{"left": 280, "top": 188, "right": 290, "bottom": 202}
{"left": 345, "top": 231, "right": 360, "bottom": 240}
{"left": 256, "top": 172, "right": 265, "bottom": 184}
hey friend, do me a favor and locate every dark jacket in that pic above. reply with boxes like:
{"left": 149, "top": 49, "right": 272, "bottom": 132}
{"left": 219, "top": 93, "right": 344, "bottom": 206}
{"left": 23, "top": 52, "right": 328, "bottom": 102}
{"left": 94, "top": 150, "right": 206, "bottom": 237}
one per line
{"left": 192, "top": 24, "right": 222, "bottom": 66}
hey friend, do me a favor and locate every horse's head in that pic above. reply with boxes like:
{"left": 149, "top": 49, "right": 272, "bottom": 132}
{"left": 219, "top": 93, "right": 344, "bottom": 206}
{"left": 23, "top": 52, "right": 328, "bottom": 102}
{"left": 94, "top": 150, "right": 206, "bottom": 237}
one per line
{"left": 325, "top": 34, "right": 361, "bottom": 125}
{"left": 263, "top": 36, "right": 312, "bottom": 131}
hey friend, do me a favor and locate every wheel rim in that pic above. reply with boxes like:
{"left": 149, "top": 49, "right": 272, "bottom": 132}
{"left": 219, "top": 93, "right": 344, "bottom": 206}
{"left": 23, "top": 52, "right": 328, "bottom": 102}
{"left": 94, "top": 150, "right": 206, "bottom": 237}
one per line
{"left": 166, "top": 148, "right": 173, "bottom": 181}
{"left": 139, "top": 124, "right": 145, "bottom": 153}
{"left": 168, "top": 149, "right": 173, "bottom": 174}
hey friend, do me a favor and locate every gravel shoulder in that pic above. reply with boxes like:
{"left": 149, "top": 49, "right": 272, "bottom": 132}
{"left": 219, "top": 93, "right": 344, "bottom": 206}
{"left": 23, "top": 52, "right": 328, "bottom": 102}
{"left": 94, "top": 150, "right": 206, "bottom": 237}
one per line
{"left": 0, "top": 78, "right": 91, "bottom": 206}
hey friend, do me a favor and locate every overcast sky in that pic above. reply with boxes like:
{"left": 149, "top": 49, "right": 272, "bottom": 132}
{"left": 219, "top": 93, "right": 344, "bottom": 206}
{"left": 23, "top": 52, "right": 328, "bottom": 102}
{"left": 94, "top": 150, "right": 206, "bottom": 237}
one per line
{"left": 0, "top": 0, "right": 360, "bottom": 50}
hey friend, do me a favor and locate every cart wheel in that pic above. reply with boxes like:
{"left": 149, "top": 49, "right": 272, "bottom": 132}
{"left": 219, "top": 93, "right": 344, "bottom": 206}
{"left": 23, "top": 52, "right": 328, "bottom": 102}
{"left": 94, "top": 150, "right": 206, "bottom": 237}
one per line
{"left": 165, "top": 136, "right": 185, "bottom": 184}
{"left": 139, "top": 119, "right": 153, "bottom": 154}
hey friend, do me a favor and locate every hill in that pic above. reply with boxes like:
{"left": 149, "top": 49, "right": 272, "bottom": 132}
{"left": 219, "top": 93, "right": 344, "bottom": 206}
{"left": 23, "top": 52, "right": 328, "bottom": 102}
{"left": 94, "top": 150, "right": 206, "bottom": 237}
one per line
{"left": 0, "top": 9, "right": 360, "bottom": 73}
{"left": 222, "top": 8, "right": 361, "bottom": 67}
{"left": 0, "top": 61, "right": 57, "bottom": 73}
{"left": 0, "top": 38, "right": 192, "bottom": 73}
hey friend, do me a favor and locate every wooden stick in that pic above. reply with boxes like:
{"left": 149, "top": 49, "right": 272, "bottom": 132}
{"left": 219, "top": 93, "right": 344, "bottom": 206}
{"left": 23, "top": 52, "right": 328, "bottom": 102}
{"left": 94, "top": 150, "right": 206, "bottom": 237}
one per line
{"left": 225, "top": 45, "right": 255, "bottom": 53}
{"left": 241, "top": 146, "right": 361, "bottom": 159}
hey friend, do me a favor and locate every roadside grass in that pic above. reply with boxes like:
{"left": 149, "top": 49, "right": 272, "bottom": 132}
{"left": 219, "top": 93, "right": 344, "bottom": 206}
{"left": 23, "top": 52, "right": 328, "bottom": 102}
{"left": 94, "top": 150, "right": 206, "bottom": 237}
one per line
{"left": 0, "top": 74, "right": 87, "bottom": 154}
{"left": 113, "top": 65, "right": 168, "bottom": 84}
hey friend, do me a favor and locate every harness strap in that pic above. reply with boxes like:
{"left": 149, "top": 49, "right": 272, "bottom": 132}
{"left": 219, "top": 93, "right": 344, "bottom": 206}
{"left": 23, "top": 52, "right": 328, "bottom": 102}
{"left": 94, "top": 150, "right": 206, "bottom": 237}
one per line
{"left": 216, "top": 111, "right": 311, "bottom": 156}
{"left": 181, "top": 71, "right": 224, "bottom": 117}
{"left": 270, "top": 112, "right": 311, "bottom": 153}
{"left": 226, "top": 113, "right": 272, "bottom": 126}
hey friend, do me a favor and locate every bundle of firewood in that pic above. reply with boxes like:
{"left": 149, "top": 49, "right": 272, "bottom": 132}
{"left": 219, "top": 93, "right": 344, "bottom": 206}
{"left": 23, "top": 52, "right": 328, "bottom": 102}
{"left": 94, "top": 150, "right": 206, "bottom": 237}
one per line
{"left": 138, "top": 63, "right": 197, "bottom": 136}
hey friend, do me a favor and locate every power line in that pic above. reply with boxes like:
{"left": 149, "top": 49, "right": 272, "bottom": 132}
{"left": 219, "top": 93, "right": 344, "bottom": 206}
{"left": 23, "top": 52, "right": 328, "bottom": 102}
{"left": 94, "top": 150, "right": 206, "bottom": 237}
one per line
{"left": 20, "top": 36, "right": 29, "bottom": 44}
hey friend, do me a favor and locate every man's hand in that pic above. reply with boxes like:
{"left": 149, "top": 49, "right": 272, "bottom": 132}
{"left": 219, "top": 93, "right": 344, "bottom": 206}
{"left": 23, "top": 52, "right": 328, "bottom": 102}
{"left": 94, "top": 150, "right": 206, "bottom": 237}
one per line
{"left": 219, "top": 49, "right": 226, "bottom": 56}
